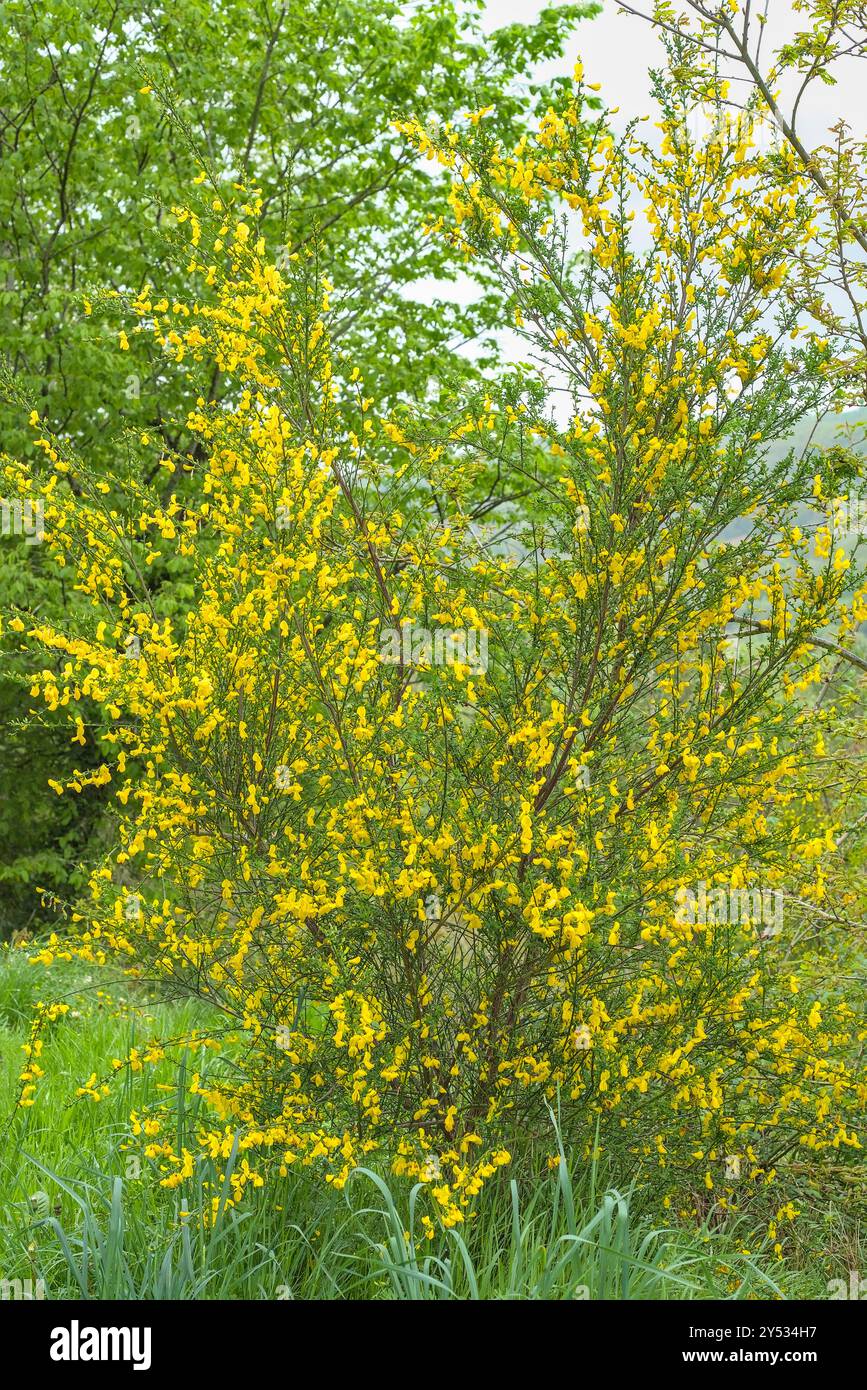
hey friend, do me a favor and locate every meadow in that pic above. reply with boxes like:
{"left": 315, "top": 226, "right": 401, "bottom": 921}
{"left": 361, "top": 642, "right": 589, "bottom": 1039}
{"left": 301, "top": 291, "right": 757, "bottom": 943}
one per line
{"left": 0, "top": 950, "right": 862, "bottom": 1300}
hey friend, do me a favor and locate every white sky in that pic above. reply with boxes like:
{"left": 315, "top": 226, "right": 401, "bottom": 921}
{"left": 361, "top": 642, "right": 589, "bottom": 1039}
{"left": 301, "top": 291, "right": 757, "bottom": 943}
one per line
{"left": 409, "top": 1, "right": 867, "bottom": 397}
{"left": 481, "top": 0, "right": 867, "bottom": 141}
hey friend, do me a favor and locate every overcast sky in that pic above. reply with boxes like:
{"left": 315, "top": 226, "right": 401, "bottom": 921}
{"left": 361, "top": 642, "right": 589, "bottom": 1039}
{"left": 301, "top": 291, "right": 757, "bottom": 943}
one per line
{"left": 481, "top": 0, "right": 867, "bottom": 142}
{"left": 411, "top": 2, "right": 866, "bottom": 390}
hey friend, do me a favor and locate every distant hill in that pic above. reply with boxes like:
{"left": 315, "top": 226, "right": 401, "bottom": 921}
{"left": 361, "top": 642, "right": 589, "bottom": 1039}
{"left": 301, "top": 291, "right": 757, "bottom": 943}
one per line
{"left": 723, "top": 409, "right": 867, "bottom": 545}
{"left": 765, "top": 408, "right": 867, "bottom": 467}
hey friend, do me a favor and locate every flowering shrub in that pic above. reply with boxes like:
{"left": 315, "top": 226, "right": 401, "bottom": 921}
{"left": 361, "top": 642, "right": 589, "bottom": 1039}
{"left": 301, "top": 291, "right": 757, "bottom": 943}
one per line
{"left": 4, "top": 67, "right": 864, "bottom": 1229}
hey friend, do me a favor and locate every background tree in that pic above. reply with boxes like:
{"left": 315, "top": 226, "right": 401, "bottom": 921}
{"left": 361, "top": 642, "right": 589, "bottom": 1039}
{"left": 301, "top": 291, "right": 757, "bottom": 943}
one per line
{"left": 0, "top": 0, "right": 595, "bottom": 932}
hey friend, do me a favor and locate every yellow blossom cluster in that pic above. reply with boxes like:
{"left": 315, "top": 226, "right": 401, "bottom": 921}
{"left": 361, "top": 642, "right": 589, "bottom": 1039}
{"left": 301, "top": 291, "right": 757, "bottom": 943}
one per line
{"left": 4, "top": 77, "right": 864, "bottom": 1225}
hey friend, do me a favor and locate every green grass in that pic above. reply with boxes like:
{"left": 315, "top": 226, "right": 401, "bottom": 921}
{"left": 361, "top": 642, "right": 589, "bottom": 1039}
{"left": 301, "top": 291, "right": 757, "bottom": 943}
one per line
{"left": 0, "top": 948, "right": 860, "bottom": 1300}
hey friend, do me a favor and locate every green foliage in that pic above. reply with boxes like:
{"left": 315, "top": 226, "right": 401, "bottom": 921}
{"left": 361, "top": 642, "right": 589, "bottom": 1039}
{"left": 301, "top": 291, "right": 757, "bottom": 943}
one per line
{"left": 0, "top": 0, "right": 596, "bottom": 456}
{"left": 0, "top": 0, "right": 595, "bottom": 933}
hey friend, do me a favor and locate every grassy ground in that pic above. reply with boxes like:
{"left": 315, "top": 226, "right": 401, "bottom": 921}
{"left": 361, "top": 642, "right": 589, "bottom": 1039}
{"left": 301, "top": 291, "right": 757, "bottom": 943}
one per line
{"left": 0, "top": 948, "right": 861, "bottom": 1300}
